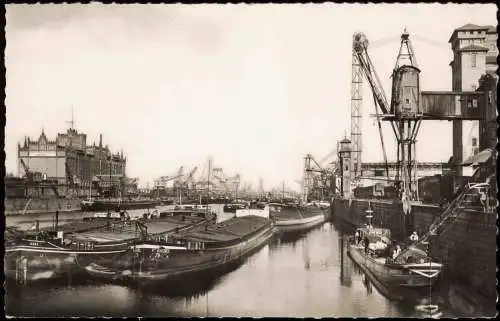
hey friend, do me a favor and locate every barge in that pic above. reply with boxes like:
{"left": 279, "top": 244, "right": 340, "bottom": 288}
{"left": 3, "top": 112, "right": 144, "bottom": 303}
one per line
{"left": 4, "top": 208, "right": 216, "bottom": 283}
{"left": 235, "top": 201, "right": 269, "bottom": 219}
{"left": 270, "top": 203, "right": 326, "bottom": 233}
{"left": 84, "top": 215, "right": 274, "bottom": 284}
{"left": 80, "top": 198, "right": 161, "bottom": 212}
{"left": 347, "top": 226, "right": 442, "bottom": 291}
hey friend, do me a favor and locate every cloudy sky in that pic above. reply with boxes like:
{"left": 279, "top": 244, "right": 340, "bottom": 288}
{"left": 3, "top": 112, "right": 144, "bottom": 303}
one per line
{"left": 5, "top": 3, "right": 496, "bottom": 189}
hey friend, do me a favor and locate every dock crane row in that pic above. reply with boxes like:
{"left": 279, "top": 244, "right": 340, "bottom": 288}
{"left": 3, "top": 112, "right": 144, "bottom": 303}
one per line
{"left": 151, "top": 157, "right": 244, "bottom": 201}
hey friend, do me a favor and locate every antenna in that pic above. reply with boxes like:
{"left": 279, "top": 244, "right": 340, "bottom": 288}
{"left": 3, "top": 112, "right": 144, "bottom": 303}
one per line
{"left": 66, "top": 106, "right": 75, "bottom": 130}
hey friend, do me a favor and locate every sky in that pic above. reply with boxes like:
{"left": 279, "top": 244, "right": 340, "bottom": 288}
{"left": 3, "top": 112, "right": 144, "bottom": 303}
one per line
{"left": 5, "top": 3, "right": 497, "bottom": 190}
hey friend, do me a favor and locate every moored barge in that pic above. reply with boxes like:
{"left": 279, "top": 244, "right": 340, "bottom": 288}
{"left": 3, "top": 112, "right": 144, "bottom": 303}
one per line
{"left": 269, "top": 203, "right": 326, "bottom": 233}
{"left": 80, "top": 197, "right": 161, "bottom": 212}
{"left": 347, "top": 225, "right": 443, "bottom": 294}
{"left": 4, "top": 208, "right": 216, "bottom": 283}
{"left": 85, "top": 215, "right": 274, "bottom": 284}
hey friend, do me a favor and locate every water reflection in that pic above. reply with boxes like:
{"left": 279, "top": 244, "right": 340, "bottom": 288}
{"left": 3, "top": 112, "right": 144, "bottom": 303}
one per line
{"left": 339, "top": 235, "right": 352, "bottom": 287}
{"left": 6, "top": 219, "right": 465, "bottom": 317}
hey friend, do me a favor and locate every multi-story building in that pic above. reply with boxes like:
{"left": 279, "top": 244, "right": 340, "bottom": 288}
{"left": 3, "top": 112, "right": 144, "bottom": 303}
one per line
{"left": 448, "top": 24, "right": 497, "bottom": 175}
{"left": 477, "top": 72, "right": 497, "bottom": 151}
{"left": 17, "top": 127, "right": 127, "bottom": 196}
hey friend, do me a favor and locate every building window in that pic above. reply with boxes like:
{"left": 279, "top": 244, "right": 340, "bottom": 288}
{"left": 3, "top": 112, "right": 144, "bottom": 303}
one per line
{"left": 471, "top": 53, "right": 477, "bottom": 68}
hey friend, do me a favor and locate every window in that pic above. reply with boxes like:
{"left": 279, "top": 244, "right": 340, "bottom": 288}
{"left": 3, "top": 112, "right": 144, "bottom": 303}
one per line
{"left": 471, "top": 53, "right": 477, "bottom": 68}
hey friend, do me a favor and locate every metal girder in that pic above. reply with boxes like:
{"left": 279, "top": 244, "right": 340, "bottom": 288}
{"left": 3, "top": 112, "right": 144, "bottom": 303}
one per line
{"left": 351, "top": 46, "right": 363, "bottom": 180}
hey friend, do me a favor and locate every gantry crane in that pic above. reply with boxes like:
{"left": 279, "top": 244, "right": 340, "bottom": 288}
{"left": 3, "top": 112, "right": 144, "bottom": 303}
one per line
{"left": 302, "top": 153, "right": 336, "bottom": 203}
{"left": 20, "top": 159, "right": 60, "bottom": 197}
{"left": 351, "top": 29, "right": 424, "bottom": 210}
{"left": 153, "top": 173, "right": 183, "bottom": 198}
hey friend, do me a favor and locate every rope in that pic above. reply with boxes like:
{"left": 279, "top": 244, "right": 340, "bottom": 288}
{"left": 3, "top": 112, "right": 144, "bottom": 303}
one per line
{"left": 412, "top": 35, "right": 449, "bottom": 50}
{"left": 369, "top": 35, "right": 402, "bottom": 49}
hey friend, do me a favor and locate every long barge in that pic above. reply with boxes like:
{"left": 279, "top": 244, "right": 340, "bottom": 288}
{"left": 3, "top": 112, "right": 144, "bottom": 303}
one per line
{"left": 80, "top": 198, "right": 161, "bottom": 212}
{"left": 4, "top": 208, "right": 216, "bottom": 283}
{"left": 84, "top": 215, "right": 274, "bottom": 284}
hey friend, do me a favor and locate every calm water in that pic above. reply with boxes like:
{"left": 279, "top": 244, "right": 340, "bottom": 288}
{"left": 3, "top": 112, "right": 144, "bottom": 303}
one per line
{"left": 5, "top": 218, "right": 461, "bottom": 318}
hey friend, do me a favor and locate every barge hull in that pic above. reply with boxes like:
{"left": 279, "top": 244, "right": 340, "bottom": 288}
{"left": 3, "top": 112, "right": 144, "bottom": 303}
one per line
{"left": 274, "top": 213, "right": 326, "bottom": 233}
{"left": 131, "top": 225, "right": 274, "bottom": 284}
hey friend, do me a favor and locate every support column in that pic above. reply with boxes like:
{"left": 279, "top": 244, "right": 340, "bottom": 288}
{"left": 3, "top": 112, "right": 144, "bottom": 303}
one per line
{"left": 452, "top": 120, "right": 463, "bottom": 176}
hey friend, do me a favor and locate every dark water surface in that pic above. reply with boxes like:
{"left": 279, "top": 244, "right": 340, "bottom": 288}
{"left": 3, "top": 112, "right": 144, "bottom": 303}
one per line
{"left": 5, "top": 221, "right": 459, "bottom": 317}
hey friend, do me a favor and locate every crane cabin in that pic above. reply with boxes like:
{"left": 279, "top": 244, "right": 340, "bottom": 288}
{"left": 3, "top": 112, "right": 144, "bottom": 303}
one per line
{"left": 391, "top": 65, "right": 421, "bottom": 117}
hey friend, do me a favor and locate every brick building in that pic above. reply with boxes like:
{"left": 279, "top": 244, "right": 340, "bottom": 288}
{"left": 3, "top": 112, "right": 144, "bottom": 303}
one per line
{"left": 17, "top": 128, "right": 127, "bottom": 195}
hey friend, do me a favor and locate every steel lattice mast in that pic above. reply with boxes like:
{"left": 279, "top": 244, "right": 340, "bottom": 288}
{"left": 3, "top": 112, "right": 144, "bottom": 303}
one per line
{"left": 350, "top": 36, "right": 363, "bottom": 185}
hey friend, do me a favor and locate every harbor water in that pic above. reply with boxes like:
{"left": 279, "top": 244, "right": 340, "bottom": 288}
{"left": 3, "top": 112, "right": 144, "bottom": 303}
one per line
{"left": 5, "top": 209, "right": 461, "bottom": 318}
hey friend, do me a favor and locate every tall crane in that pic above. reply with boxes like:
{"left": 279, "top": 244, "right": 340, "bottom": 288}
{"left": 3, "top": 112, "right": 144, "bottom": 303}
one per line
{"left": 350, "top": 36, "right": 364, "bottom": 183}
{"left": 183, "top": 167, "right": 198, "bottom": 190}
{"left": 352, "top": 29, "right": 423, "bottom": 211}
{"left": 352, "top": 32, "right": 392, "bottom": 183}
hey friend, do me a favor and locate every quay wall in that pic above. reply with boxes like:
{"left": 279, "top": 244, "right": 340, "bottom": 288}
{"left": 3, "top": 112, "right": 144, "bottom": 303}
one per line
{"left": 331, "top": 198, "right": 497, "bottom": 301}
{"left": 331, "top": 198, "right": 409, "bottom": 240}
{"left": 4, "top": 198, "right": 82, "bottom": 215}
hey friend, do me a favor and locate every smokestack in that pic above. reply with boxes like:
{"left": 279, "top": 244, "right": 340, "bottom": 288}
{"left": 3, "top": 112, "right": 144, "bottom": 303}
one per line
{"left": 99, "top": 134, "right": 102, "bottom": 148}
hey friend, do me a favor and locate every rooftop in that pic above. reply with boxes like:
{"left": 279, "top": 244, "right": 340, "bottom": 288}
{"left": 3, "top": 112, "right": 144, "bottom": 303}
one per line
{"left": 456, "top": 23, "right": 490, "bottom": 31}
{"left": 448, "top": 23, "right": 495, "bottom": 43}
{"left": 485, "top": 25, "right": 496, "bottom": 33}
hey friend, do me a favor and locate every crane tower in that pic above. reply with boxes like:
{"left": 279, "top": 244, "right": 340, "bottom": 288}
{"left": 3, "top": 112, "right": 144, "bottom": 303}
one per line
{"left": 350, "top": 35, "right": 364, "bottom": 185}
{"left": 352, "top": 29, "right": 422, "bottom": 213}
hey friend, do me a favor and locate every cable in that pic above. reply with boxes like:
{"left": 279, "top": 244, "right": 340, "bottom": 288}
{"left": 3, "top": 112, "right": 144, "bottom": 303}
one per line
{"left": 369, "top": 35, "right": 402, "bottom": 50}
{"left": 412, "top": 35, "right": 449, "bottom": 50}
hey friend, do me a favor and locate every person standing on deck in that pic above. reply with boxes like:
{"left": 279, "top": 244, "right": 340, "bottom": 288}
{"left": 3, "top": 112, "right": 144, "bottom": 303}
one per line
{"left": 391, "top": 247, "right": 398, "bottom": 260}
{"left": 409, "top": 231, "right": 419, "bottom": 243}
{"left": 393, "top": 245, "right": 402, "bottom": 259}
{"left": 363, "top": 236, "right": 370, "bottom": 254}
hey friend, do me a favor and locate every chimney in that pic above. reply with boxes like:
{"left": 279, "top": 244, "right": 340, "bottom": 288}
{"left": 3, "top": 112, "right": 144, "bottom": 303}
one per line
{"left": 99, "top": 134, "right": 102, "bottom": 148}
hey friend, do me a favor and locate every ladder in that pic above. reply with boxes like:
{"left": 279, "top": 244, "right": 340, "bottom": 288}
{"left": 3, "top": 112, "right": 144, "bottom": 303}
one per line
{"left": 397, "top": 182, "right": 472, "bottom": 259}
{"left": 423, "top": 184, "right": 472, "bottom": 240}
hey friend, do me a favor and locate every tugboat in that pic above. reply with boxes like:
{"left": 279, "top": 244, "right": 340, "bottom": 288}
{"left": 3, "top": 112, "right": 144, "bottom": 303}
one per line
{"left": 347, "top": 203, "right": 443, "bottom": 292}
